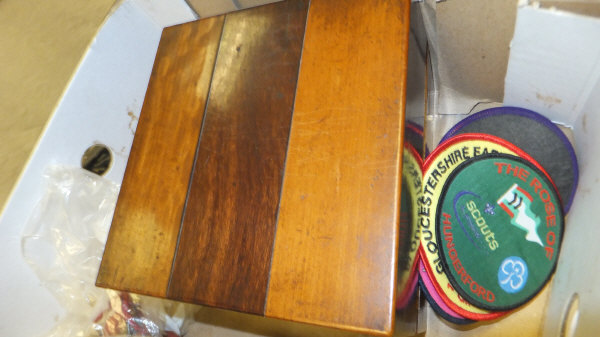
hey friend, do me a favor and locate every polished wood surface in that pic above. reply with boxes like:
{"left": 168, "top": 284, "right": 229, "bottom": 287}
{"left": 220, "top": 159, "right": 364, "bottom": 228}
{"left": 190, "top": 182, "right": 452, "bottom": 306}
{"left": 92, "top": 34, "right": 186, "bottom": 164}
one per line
{"left": 167, "top": 0, "right": 309, "bottom": 314}
{"left": 98, "top": 0, "right": 410, "bottom": 333}
{"left": 265, "top": 0, "right": 410, "bottom": 335}
{"left": 96, "top": 17, "right": 224, "bottom": 296}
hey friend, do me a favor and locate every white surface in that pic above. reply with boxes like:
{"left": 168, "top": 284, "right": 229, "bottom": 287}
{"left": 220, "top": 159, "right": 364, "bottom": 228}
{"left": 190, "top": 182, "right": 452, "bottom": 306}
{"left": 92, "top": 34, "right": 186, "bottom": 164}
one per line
{"left": 0, "top": 1, "right": 193, "bottom": 336}
{"left": 543, "top": 57, "right": 600, "bottom": 337}
{"left": 135, "top": 0, "right": 197, "bottom": 26}
{"left": 504, "top": 5, "right": 600, "bottom": 127}
{"left": 503, "top": 4, "right": 600, "bottom": 336}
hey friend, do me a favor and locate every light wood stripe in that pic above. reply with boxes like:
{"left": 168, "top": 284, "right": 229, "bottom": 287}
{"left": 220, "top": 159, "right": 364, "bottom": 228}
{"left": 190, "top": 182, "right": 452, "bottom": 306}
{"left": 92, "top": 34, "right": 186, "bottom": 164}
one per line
{"left": 96, "top": 17, "right": 224, "bottom": 297}
{"left": 265, "top": 0, "right": 410, "bottom": 334}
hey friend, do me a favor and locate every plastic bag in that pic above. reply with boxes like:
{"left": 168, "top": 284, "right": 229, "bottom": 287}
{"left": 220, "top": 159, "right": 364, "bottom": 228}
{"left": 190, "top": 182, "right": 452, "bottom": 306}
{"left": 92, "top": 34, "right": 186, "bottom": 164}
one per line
{"left": 22, "top": 165, "right": 189, "bottom": 337}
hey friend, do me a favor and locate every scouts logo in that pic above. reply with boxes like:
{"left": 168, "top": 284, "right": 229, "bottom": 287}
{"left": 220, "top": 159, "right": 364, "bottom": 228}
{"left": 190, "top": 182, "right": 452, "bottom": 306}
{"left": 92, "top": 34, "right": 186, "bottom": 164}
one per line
{"left": 453, "top": 192, "right": 499, "bottom": 253}
{"left": 497, "top": 183, "right": 544, "bottom": 247}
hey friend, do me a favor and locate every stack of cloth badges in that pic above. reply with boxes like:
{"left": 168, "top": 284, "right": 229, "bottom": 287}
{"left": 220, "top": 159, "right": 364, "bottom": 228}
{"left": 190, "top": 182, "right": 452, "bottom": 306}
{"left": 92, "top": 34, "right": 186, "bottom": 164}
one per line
{"left": 396, "top": 121, "right": 427, "bottom": 310}
{"left": 416, "top": 106, "right": 578, "bottom": 323}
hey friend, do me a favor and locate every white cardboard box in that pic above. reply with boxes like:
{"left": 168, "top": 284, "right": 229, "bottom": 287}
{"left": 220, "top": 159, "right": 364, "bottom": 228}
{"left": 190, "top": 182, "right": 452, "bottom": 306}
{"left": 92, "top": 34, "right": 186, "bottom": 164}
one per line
{"left": 1, "top": 1, "right": 599, "bottom": 336}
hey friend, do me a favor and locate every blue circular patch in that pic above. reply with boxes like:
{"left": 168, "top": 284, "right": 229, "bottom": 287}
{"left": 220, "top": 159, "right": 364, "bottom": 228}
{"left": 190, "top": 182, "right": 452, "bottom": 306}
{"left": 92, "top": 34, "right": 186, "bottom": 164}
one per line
{"left": 498, "top": 256, "right": 529, "bottom": 294}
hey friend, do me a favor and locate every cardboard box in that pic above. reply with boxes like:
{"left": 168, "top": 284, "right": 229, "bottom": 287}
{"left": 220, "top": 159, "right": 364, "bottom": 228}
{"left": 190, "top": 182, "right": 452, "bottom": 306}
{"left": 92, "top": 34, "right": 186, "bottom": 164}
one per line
{"left": 1, "top": 0, "right": 599, "bottom": 336}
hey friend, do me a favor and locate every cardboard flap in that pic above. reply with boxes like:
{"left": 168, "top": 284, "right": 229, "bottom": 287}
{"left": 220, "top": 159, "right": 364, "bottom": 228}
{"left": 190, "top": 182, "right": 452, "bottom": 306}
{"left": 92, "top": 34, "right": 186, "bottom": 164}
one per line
{"left": 504, "top": 4, "right": 600, "bottom": 127}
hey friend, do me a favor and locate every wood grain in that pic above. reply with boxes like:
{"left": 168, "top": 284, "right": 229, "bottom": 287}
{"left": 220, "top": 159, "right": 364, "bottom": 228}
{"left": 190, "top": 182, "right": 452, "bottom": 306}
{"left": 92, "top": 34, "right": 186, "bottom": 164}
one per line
{"left": 96, "top": 17, "right": 224, "bottom": 297}
{"left": 265, "top": 0, "right": 410, "bottom": 335}
{"left": 167, "top": 0, "right": 309, "bottom": 314}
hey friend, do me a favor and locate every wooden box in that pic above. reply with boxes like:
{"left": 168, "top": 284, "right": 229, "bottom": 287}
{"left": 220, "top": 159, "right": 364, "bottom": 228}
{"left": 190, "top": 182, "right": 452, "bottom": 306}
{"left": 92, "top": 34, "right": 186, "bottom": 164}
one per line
{"left": 97, "top": 0, "right": 410, "bottom": 335}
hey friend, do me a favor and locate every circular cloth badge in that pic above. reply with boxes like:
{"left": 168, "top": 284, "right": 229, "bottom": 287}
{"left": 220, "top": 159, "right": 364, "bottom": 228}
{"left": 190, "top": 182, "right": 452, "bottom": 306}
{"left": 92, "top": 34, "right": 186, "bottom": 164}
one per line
{"left": 440, "top": 106, "right": 578, "bottom": 212}
{"left": 436, "top": 153, "right": 564, "bottom": 311}
{"left": 419, "top": 133, "right": 555, "bottom": 320}
{"left": 396, "top": 143, "right": 422, "bottom": 310}
{"left": 405, "top": 120, "right": 427, "bottom": 158}
{"left": 418, "top": 260, "right": 473, "bottom": 324}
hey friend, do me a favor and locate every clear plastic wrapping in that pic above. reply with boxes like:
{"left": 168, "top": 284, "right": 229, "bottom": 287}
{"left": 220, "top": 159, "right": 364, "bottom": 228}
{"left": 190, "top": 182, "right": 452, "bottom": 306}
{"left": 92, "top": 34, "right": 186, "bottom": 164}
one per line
{"left": 21, "top": 166, "right": 190, "bottom": 337}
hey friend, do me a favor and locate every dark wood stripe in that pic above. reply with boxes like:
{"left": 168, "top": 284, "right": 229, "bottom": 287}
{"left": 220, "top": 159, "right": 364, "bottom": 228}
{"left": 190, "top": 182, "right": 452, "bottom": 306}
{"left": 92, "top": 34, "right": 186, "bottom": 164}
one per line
{"left": 167, "top": 0, "right": 309, "bottom": 314}
{"left": 265, "top": 0, "right": 410, "bottom": 334}
{"left": 96, "top": 17, "right": 224, "bottom": 296}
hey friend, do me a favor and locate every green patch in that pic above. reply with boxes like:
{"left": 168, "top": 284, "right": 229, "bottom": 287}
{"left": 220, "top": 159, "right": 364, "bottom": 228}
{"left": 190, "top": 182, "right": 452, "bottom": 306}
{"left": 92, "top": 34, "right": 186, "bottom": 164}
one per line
{"left": 436, "top": 153, "right": 563, "bottom": 311}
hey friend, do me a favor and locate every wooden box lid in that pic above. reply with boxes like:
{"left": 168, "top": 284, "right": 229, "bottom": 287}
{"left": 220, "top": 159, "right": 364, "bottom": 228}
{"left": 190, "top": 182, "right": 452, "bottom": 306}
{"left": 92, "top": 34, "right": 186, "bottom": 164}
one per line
{"left": 97, "top": 0, "right": 409, "bottom": 334}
